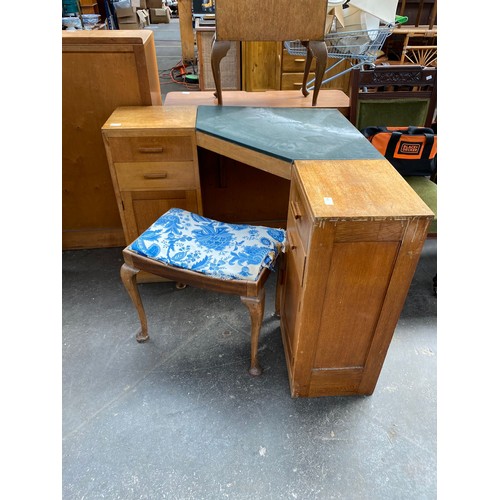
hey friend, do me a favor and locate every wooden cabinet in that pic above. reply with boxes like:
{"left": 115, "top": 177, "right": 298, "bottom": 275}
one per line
{"left": 242, "top": 41, "right": 351, "bottom": 93}
{"left": 242, "top": 42, "right": 282, "bottom": 91}
{"left": 102, "top": 106, "right": 202, "bottom": 249}
{"left": 280, "top": 160, "right": 433, "bottom": 397}
{"left": 62, "top": 31, "right": 162, "bottom": 250}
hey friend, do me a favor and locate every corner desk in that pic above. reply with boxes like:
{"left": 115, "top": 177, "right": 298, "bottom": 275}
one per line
{"left": 102, "top": 103, "right": 433, "bottom": 398}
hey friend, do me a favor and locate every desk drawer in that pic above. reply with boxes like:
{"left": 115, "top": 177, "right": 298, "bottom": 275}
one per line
{"left": 281, "top": 50, "right": 316, "bottom": 72}
{"left": 286, "top": 224, "right": 307, "bottom": 288}
{"left": 107, "top": 136, "right": 193, "bottom": 162}
{"left": 115, "top": 162, "right": 197, "bottom": 191}
{"left": 288, "top": 179, "right": 312, "bottom": 252}
{"left": 281, "top": 72, "right": 307, "bottom": 90}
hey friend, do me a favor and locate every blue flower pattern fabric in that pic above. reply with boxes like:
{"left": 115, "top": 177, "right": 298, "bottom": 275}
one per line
{"left": 129, "top": 208, "right": 286, "bottom": 281}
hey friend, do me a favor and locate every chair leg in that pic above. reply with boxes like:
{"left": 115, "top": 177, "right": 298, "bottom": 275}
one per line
{"left": 211, "top": 38, "right": 231, "bottom": 105}
{"left": 301, "top": 41, "right": 313, "bottom": 98}
{"left": 241, "top": 288, "right": 265, "bottom": 377}
{"left": 308, "top": 40, "right": 328, "bottom": 106}
{"left": 120, "top": 263, "right": 149, "bottom": 343}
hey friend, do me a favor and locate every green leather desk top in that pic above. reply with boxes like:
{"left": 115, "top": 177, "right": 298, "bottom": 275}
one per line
{"left": 195, "top": 106, "right": 383, "bottom": 163}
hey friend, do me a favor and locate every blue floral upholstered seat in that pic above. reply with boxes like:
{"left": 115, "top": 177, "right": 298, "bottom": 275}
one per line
{"left": 129, "top": 208, "right": 286, "bottom": 281}
{"left": 120, "top": 208, "right": 286, "bottom": 376}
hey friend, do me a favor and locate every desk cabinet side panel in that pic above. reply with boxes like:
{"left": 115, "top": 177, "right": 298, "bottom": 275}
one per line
{"left": 357, "top": 217, "right": 431, "bottom": 394}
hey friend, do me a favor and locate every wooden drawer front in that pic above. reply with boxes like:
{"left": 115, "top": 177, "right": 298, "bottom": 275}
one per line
{"left": 288, "top": 180, "right": 313, "bottom": 251}
{"left": 281, "top": 72, "right": 308, "bottom": 90}
{"left": 286, "top": 226, "right": 307, "bottom": 289}
{"left": 115, "top": 162, "right": 196, "bottom": 191}
{"left": 281, "top": 50, "right": 316, "bottom": 72}
{"left": 107, "top": 136, "right": 193, "bottom": 162}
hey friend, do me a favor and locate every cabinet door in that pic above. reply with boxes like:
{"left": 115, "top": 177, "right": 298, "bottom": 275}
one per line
{"left": 242, "top": 41, "right": 281, "bottom": 91}
{"left": 121, "top": 189, "right": 199, "bottom": 243}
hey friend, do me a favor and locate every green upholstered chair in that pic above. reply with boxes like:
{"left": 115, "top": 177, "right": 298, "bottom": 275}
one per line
{"left": 349, "top": 65, "right": 437, "bottom": 130}
{"left": 349, "top": 65, "right": 437, "bottom": 233}
{"left": 350, "top": 65, "right": 437, "bottom": 293}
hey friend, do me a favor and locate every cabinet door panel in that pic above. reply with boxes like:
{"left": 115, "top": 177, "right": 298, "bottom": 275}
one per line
{"left": 122, "top": 190, "right": 199, "bottom": 242}
{"left": 313, "top": 241, "right": 400, "bottom": 369}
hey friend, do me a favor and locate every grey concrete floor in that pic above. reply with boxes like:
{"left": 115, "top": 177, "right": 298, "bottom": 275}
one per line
{"left": 62, "top": 240, "right": 437, "bottom": 499}
{"left": 62, "top": 21, "right": 437, "bottom": 500}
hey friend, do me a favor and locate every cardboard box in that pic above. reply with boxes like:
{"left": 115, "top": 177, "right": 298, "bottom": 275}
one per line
{"left": 131, "top": 0, "right": 147, "bottom": 8}
{"left": 137, "top": 8, "right": 150, "bottom": 25}
{"left": 147, "top": 0, "right": 163, "bottom": 8}
{"left": 149, "top": 6, "right": 170, "bottom": 23}
{"left": 118, "top": 18, "right": 140, "bottom": 28}
{"left": 118, "top": 9, "right": 149, "bottom": 29}
{"left": 114, "top": 1, "right": 137, "bottom": 18}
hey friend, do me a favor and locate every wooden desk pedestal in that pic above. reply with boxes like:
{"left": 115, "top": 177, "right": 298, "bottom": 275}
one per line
{"left": 280, "top": 161, "right": 431, "bottom": 397}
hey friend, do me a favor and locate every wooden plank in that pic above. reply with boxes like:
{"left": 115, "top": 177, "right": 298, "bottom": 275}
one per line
{"left": 102, "top": 106, "right": 197, "bottom": 133}
{"left": 196, "top": 131, "right": 292, "bottom": 180}
{"left": 178, "top": 0, "right": 195, "bottom": 62}
{"left": 294, "top": 159, "right": 435, "bottom": 220}
{"left": 164, "top": 89, "right": 350, "bottom": 114}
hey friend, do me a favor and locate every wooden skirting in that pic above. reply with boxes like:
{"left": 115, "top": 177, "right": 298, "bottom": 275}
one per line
{"left": 62, "top": 228, "right": 125, "bottom": 250}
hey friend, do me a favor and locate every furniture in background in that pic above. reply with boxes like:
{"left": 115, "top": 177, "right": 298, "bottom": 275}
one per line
{"left": 120, "top": 208, "right": 285, "bottom": 376}
{"left": 195, "top": 18, "right": 241, "bottom": 91}
{"left": 62, "top": 30, "right": 162, "bottom": 250}
{"left": 241, "top": 42, "right": 352, "bottom": 94}
{"left": 178, "top": 0, "right": 195, "bottom": 63}
{"left": 103, "top": 104, "right": 433, "bottom": 397}
{"left": 349, "top": 65, "right": 437, "bottom": 130}
{"left": 211, "top": 0, "right": 329, "bottom": 106}
{"left": 383, "top": 1, "right": 437, "bottom": 66}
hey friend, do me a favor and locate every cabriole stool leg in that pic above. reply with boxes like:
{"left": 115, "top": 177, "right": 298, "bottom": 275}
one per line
{"left": 120, "top": 263, "right": 149, "bottom": 343}
{"left": 241, "top": 288, "right": 265, "bottom": 377}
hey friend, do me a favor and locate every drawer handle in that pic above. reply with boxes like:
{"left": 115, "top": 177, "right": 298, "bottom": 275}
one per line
{"left": 293, "top": 82, "right": 302, "bottom": 87}
{"left": 288, "top": 232, "right": 297, "bottom": 251}
{"left": 138, "top": 147, "right": 164, "bottom": 154}
{"left": 290, "top": 200, "right": 302, "bottom": 220}
{"left": 294, "top": 58, "right": 305, "bottom": 63}
{"left": 143, "top": 172, "right": 167, "bottom": 179}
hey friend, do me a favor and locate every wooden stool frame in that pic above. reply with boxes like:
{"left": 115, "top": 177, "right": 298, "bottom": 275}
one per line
{"left": 121, "top": 248, "right": 282, "bottom": 376}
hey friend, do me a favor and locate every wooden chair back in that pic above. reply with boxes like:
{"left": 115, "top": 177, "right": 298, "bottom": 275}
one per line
{"left": 215, "top": 0, "right": 328, "bottom": 41}
{"left": 349, "top": 65, "right": 437, "bottom": 130}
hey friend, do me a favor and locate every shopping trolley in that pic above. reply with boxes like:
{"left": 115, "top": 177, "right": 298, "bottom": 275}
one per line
{"left": 284, "top": 24, "right": 395, "bottom": 91}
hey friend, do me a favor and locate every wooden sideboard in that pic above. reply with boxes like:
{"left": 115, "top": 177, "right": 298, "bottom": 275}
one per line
{"left": 101, "top": 105, "right": 433, "bottom": 397}
{"left": 62, "top": 31, "right": 162, "bottom": 250}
